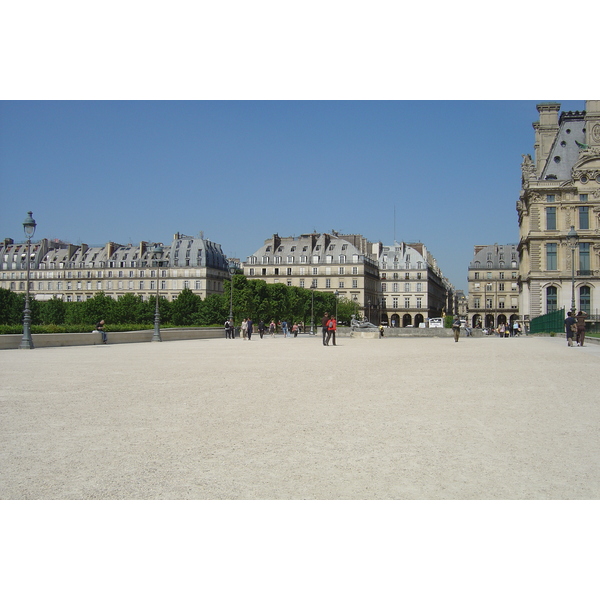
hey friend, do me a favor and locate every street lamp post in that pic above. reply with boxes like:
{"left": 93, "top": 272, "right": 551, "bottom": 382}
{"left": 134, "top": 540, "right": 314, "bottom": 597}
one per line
{"left": 19, "top": 211, "right": 37, "bottom": 350}
{"left": 310, "top": 282, "right": 317, "bottom": 335}
{"left": 151, "top": 244, "right": 164, "bottom": 342}
{"left": 334, "top": 290, "right": 340, "bottom": 322}
{"left": 567, "top": 225, "right": 579, "bottom": 314}
{"left": 228, "top": 261, "right": 237, "bottom": 336}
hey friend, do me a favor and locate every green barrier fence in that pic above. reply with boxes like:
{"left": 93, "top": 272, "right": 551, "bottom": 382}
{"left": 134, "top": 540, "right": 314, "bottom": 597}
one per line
{"left": 529, "top": 308, "right": 565, "bottom": 334}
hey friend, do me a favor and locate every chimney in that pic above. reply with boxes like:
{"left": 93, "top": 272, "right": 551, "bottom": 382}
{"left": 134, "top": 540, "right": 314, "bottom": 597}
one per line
{"left": 533, "top": 103, "right": 560, "bottom": 176}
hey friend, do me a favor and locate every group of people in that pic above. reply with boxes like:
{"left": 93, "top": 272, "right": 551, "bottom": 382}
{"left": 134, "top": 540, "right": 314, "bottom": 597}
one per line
{"left": 564, "top": 310, "right": 588, "bottom": 347}
{"left": 321, "top": 312, "right": 337, "bottom": 346}
{"left": 225, "top": 319, "right": 305, "bottom": 339}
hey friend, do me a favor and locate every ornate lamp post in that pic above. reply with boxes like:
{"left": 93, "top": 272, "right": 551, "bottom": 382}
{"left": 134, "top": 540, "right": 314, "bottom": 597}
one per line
{"left": 334, "top": 290, "right": 340, "bottom": 322}
{"left": 228, "top": 261, "right": 237, "bottom": 336}
{"left": 310, "top": 282, "right": 317, "bottom": 334}
{"left": 19, "top": 211, "right": 37, "bottom": 350}
{"left": 567, "top": 225, "right": 579, "bottom": 314}
{"left": 151, "top": 244, "right": 164, "bottom": 342}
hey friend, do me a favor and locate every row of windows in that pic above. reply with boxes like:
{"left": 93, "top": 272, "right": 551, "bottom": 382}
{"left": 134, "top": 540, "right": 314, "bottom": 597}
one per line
{"left": 381, "top": 272, "right": 423, "bottom": 280}
{"left": 252, "top": 254, "right": 359, "bottom": 265}
{"left": 472, "top": 298, "right": 519, "bottom": 309}
{"left": 3, "top": 280, "right": 223, "bottom": 292}
{"left": 0, "top": 268, "right": 205, "bottom": 279}
{"left": 546, "top": 206, "right": 591, "bottom": 230}
{"left": 546, "top": 285, "right": 591, "bottom": 312}
{"left": 247, "top": 267, "right": 360, "bottom": 276}
{"left": 546, "top": 243, "right": 590, "bottom": 271}
{"left": 382, "top": 282, "right": 425, "bottom": 292}
{"left": 473, "top": 272, "right": 518, "bottom": 280}
{"left": 545, "top": 194, "right": 588, "bottom": 203}
{"left": 473, "top": 282, "right": 518, "bottom": 291}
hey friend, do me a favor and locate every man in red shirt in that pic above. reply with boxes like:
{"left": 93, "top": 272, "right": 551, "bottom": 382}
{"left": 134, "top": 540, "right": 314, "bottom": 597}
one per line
{"left": 326, "top": 315, "right": 337, "bottom": 346}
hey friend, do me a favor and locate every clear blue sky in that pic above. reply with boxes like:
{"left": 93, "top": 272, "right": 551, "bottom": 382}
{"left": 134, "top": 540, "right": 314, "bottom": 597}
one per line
{"left": 0, "top": 100, "right": 586, "bottom": 288}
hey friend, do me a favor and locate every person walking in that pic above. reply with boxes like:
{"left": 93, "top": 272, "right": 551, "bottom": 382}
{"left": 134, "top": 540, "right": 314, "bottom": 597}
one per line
{"left": 321, "top": 312, "right": 329, "bottom": 346}
{"left": 379, "top": 324, "right": 384, "bottom": 338}
{"left": 241, "top": 318, "right": 248, "bottom": 340}
{"left": 325, "top": 315, "right": 337, "bottom": 346}
{"left": 292, "top": 322, "right": 299, "bottom": 337}
{"left": 95, "top": 319, "right": 107, "bottom": 344}
{"left": 576, "top": 311, "right": 587, "bottom": 346}
{"left": 269, "top": 320, "right": 276, "bottom": 337}
{"left": 281, "top": 320, "right": 289, "bottom": 337}
{"left": 224, "top": 319, "right": 232, "bottom": 339}
{"left": 564, "top": 311, "right": 577, "bottom": 347}
{"left": 258, "top": 320, "right": 266, "bottom": 339}
{"left": 452, "top": 316, "right": 461, "bottom": 342}
{"left": 247, "top": 318, "right": 253, "bottom": 341}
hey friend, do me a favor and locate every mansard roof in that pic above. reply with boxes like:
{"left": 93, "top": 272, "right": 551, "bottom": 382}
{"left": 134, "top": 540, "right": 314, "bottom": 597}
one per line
{"left": 469, "top": 243, "right": 519, "bottom": 269}
{"left": 541, "top": 112, "right": 586, "bottom": 181}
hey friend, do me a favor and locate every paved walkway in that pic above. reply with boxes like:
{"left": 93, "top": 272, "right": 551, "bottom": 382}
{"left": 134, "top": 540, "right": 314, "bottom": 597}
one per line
{"left": 1, "top": 334, "right": 599, "bottom": 499}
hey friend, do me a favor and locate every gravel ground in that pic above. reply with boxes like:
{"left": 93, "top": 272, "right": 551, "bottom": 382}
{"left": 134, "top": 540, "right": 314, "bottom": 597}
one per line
{"left": 1, "top": 334, "right": 599, "bottom": 499}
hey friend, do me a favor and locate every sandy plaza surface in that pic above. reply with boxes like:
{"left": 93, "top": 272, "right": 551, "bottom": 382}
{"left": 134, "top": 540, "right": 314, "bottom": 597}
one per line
{"left": 1, "top": 333, "right": 599, "bottom": 500}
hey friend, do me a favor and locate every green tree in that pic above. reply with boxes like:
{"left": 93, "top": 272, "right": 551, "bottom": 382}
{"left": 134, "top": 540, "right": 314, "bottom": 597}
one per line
{"left": 170, "top": 288, "right": 201, "bottom": 325}
{"left": 39, "top": 296, "right": 67, "bottom": 325}
{"left": 0, "top": 288, "right": 23, "bottom": 325}
{"left": 198, "top": 293, "right": 227, "bottom": 326}
{"left": 112, "top": 293, "right": 145, "bottom": 324}
{"left": 81, "top": 292, "right": 117, "bottom": 325}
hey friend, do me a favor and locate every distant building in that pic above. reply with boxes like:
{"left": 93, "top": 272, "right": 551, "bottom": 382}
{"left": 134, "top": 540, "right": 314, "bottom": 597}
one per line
{"left": 455, "top": 289, "right": 468, "bottom": 319}
{"left": 243, "top": 233, "right": 453, "bottom": 326}
{"left": 517, "top": 100, "right": 600, "bottom": 322}
{"left": 243, "top": 231, "right": 380, "bottom": 315}
{"left": 0, "top": 232, "right": 229, "bottom": 302}
{"left": 377, "top": 241, "right": 449, "bottom": 327}
{"left": 467, "top": 243, "right": 520, "bottom": 329}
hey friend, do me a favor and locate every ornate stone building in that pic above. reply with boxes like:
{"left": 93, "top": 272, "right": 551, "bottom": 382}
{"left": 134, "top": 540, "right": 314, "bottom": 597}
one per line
{"left": 243, "top": 232, "right": 380, "bottom": 314}
{"left": 0, "top": 232, "right": 229, "bottom": 302}
{"left": 377, "top": 241, "right": 448, "bottom": 327}
{"left": 243, "top": 233, "right": 453, "bottom": 326}
{"left": 467, "top": 243, "right": 520, "bottom": 329}
{"left": 517, "top": 101, "right": 600, "bottom": 321}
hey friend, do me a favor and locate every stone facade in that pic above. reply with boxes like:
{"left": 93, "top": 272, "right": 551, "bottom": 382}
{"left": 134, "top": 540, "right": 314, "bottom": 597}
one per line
{"left": 243, "top": 232, "right": 380, "bottom": 314}
{"left": 243, "top": 233, "right": 453, "bottom": 326}
{"left": 0, "top": 232, "right": 229, "bottom": 302}
{"left": 517, "top": 101, "right": 600, "bottom": 321}
{"left": 377, "top": 241, "right": 448, "bottom": 327}
{"left": 467, "top": 243, "right": 520, "bottom": 329}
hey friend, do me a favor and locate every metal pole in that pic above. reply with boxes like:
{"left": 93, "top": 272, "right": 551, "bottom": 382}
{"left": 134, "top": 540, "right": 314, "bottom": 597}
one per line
{"left": 19, "top": 236, "right": 34, "bottom": 349}
{"left": 152, "top": 261, "right": 162, "bottom": 342}
{"left": 310, "top": 287, "right": 315, "bottom": 335}
{"left": 19, "top": 211, "right": 36, "bottom": 350}
{"left": 571, "top": 244, "right": 576, "bottom": 314}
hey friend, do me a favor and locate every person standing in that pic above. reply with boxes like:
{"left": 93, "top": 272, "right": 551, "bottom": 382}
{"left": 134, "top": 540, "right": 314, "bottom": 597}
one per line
{"left": 564, "top": 311, "right": 577, "bottom": 347}
{"left": 247, "top": 318, "right": 253, "bottom": 341}
{"left": 224, "top": 319, "right": 231, "bottom": 339}
{"left": 576, "top": 311, "right": 587, "bottom": 346}
{"left": 241, "top": 318, "right": 248, "bottom": 340}
{"left": 281, "top": 320, "right": 289, "bottom": 337}
{"left": 269, "top": 320, "right": 276, "bottom": 337}
{"left": 452, "top": 316, "right": 461, "bottom": 342}
{"left": 326, "top": 315, "right": 337, "bottom": 346}
{"left": 292, "top": 322, "right": 298, "bottom": 337}
{"left": 95, "top": 319, "right": 107, "bottom": 344}
{"left": 379, "top": 324, "right": 384, "bottom": 338}
{"left": 321, "top": 312, "right": 329, "bottom": 346}
{"left": 258, "top": 320, "right": 266, "bottom": 339}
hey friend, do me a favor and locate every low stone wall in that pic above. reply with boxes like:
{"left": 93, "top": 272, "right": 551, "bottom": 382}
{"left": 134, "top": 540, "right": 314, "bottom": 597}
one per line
{"left": 0, "top": 327, "right": 224, "bottom": 350}
{"left": 339, "top": 327, "right": 483, "bottom": 338}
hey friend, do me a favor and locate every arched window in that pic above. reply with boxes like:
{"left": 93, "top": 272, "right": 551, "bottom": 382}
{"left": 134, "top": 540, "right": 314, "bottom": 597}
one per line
{"left": 546, "top": 286, "right": 557, "bottom": 313}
